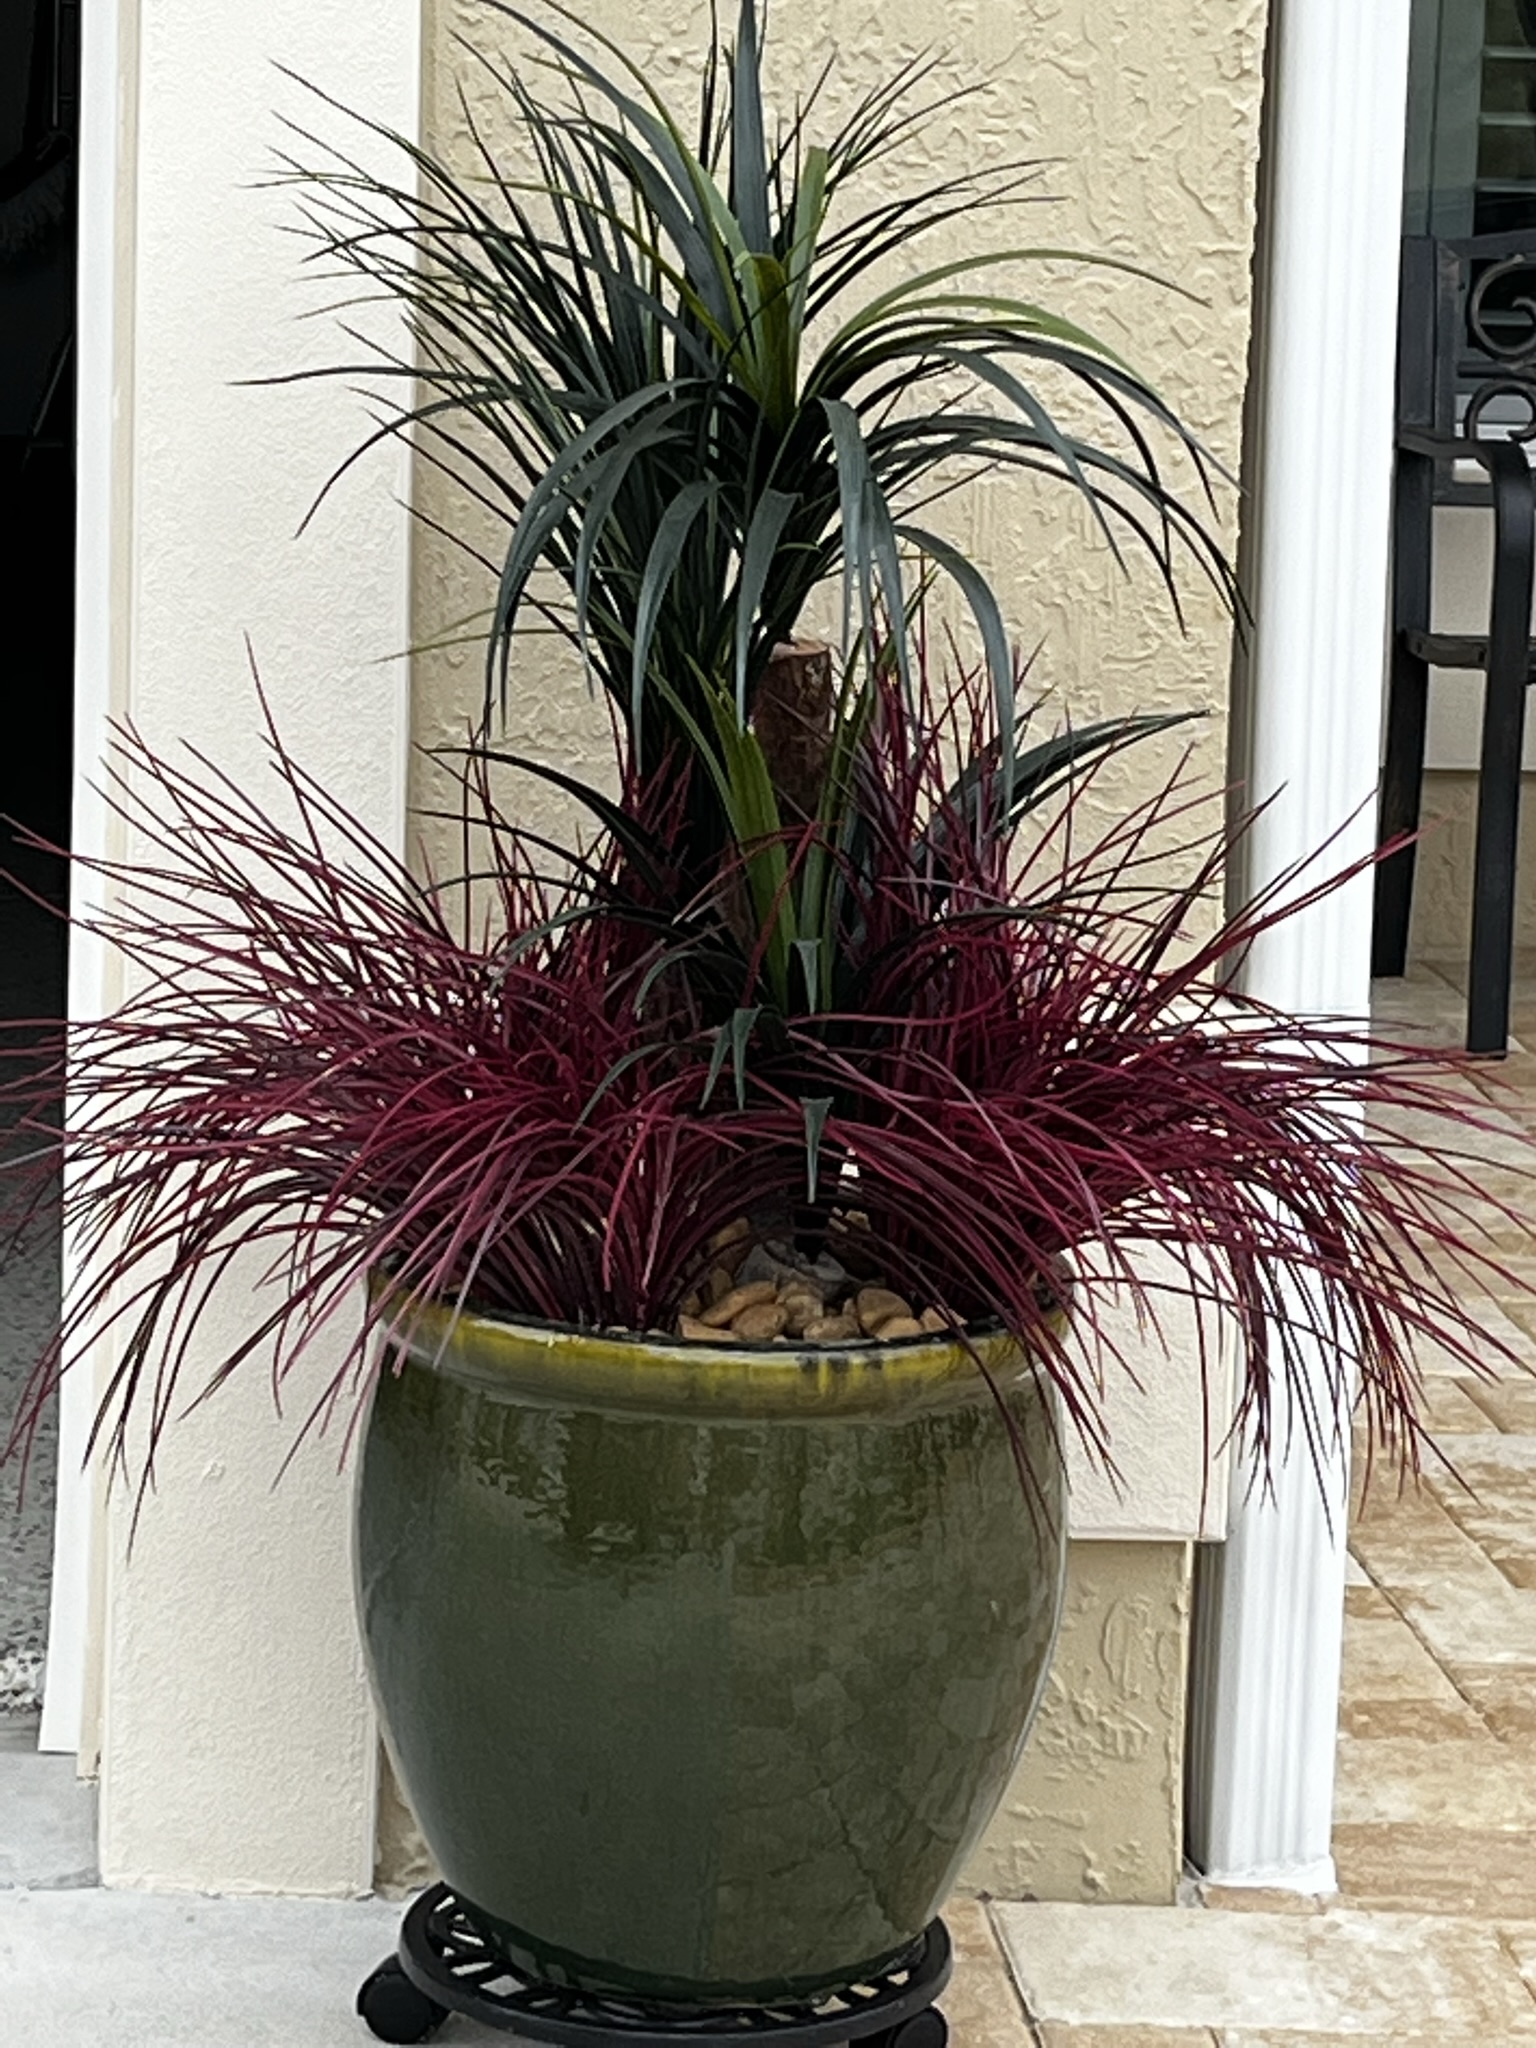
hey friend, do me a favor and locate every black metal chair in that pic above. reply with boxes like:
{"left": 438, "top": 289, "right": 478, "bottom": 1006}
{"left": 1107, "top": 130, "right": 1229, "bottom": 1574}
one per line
{"left": 1375, "top": 231, "right": 1536, "bottom": 1053}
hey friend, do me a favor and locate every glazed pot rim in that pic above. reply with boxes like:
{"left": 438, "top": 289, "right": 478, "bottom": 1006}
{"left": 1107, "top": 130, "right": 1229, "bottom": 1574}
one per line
{"left": 371, "top": 1286, "right": 1063, "bottom": 1420}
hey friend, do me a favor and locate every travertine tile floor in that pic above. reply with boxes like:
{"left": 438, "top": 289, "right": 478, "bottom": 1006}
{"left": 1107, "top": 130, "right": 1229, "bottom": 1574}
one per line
{"left": 951, "top": 963, "right": 1536, "bottom": 2047}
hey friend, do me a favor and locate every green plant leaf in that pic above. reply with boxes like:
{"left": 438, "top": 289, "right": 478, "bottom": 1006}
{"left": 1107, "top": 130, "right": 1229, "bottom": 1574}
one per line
{"left": 832, "top": 247, "right": 1177, "bottom": 350}
{"left": 572, "top": 415, "right": 688, "bottom": 676}
{"left": 821, "top": 397, "right": 908, "bottom": 687}
{"left": 701, "top": 1003, "right": 762, "bottom": 1109}
{"left": 487, "top": 2, "right": 744, "bottom": 324}
{"left": 792, "top": 936, "right": 823, "bottom": 1010}
{"left": 798, "top": 658, "right": 874, "bottom": 993}
{"left": 734, "top": 487, "right": 799, "bottom": 720}
{"left": 786, "top": 144, "right": 829, "bottom": 335}
{"left": 801, "top": 1095, "right": 834, "bottom": 1202}
{"left": 736, "top": 251, "right": 796, "bottom": 425}
{"left": 490, "top": 381, "right": 678, "bottom": 682}
{"left": 921, "top": 710, "right": 1205, "bottom": 874}
{"left": 575, "top": 1041, "right": 659, "bottom": 1126}
{"left": 729, "top": 0, "right": 772, "bottom": 253}
{"left": 470, "top": 748, "right": 673, "bottom": 898}
{"left": 290, "top": 6, "right": 1238, "bottom": 874}
{"left": 700, "top": 682, "right": 797, "bottom": 1005}
{"left": 632, "top": 479, "right": 720, "bottom": 747}
{"left": 926, "top": 344, "right": 1121, "bottom": 562}
{"left": 896, "top": 521, "right": 1014, "bottom": 789}
{"left": 1006, "top": 710, "right": 1203, "bottom": 820}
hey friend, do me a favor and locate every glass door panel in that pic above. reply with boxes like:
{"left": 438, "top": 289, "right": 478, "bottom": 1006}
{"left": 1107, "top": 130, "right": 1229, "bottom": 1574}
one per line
{"left": 1407, "top": 0, "right": 1536, "bottom": 235}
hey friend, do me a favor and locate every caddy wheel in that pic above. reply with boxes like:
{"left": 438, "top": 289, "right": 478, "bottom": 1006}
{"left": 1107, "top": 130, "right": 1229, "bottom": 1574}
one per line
{"left": 868, "top": 2007, "right": 948, "bottom": 2048}
{"left": 356, "top": 1954, "right": 448, "bottom": 2042}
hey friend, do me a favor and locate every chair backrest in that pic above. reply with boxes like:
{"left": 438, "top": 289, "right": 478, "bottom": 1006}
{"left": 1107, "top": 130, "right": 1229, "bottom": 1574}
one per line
{"left": 1400, "top": 229, "right": 1536, "bottom": 500}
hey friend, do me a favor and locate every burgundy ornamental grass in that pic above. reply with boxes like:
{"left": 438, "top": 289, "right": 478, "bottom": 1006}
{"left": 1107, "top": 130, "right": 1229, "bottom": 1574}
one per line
{"left": 1, "top": 658, "right": 1528, "bottom": 1506}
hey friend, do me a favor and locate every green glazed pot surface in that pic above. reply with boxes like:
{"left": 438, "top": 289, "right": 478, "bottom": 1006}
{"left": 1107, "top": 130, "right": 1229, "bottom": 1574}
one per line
{"left": 355, "top": 1305, "right": 1066, "bottom": 2004}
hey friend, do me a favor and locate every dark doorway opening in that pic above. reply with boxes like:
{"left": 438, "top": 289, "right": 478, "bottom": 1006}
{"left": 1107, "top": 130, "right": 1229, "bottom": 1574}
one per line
{"left": 0, "top": 0, "right": 79, "bottom": 1718}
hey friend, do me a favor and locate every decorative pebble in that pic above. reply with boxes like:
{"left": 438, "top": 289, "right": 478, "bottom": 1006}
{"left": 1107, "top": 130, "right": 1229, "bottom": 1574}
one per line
{"left": 731, "top": 1301, "right": 788, "bottom": 1341}
{"left": 855, "top": 1286, "right": 912, "bottom": 1334}
{"left": 699, "top": 1280, "right": 778, "bottom": 1328}
{"left": 737, "top": 1245, "right": 787, "bottom": 1288}
{"left": 673, "top": 1249, "right": 966, "bottom": 1344}
{"left": 803, "top": 1313, "right": 860, "bottom": 1342}
{"left": 873, "top": 1314, "right": 924, "bottom": 1339}
{"left": 780, "top": 1287, "right": 825, "bottom": 1336}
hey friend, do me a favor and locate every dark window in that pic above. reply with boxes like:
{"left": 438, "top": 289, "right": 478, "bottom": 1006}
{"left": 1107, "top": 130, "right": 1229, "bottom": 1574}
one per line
{"left": 1406, "top": 0, "right": 1536, "bottom": 236}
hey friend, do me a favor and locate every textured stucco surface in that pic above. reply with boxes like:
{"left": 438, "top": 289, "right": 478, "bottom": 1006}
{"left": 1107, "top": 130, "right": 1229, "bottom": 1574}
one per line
{"left": 1059, "top": 1246, "right": 1234, "bottom": 1545}
{"left": 959, "top": 1539, "right": 1192, "bottom": 1905}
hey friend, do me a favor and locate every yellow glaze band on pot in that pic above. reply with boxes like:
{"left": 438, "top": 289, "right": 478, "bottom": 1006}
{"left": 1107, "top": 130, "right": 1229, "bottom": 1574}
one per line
{"left": 380, "top": 1293, "right": 1057, "bottom": 1421}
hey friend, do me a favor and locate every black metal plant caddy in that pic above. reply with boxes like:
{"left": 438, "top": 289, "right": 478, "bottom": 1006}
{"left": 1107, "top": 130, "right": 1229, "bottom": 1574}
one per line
{"left": 357, "top": 1885, "right": 953, "bottom": 2048}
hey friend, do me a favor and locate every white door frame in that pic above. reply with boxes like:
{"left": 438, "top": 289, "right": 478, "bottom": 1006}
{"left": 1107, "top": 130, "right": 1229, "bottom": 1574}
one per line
{"left": 40, "top": 0, "right": 136, "bottom": 1759}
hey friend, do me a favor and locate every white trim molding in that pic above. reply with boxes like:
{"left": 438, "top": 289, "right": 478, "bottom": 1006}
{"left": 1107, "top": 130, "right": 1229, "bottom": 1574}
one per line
{"left": 1185, "top": 0, "right": 1413, "bottom": 1889}
{"left": 41, "top": 0, "right": 140, "bottom": 1762}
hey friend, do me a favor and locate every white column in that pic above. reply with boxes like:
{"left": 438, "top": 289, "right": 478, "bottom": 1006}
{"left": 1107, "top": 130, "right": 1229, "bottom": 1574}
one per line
{"left": 1185, "top": 0, "right": 1412, "bottom": 1889}
{"left": 50, "top": 0, "right": 420, "bottom": 1890}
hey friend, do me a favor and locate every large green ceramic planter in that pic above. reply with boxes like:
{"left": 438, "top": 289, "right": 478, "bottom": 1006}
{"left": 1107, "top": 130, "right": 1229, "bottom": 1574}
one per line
{"left": 355, "top": 1302, "right": 1067, "bottom": 2005}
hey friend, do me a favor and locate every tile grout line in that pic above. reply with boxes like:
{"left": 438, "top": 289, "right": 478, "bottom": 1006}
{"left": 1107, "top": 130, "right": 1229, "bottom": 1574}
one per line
{"left": 980, "top": 1896, "right": 1046, "bottom": 2047}
{"left": 1497, "top": 1926, "right": 1536, "bottom": 2014}
{"left": 1346, "top": 1536, "right": 1515, "bottom": 1746}
{"left": 1458, "top": 1374, "right": 1516, "bottom": 1435}
{"left": 1433, "top": 1483, "right": 1536, "bottom": 1599}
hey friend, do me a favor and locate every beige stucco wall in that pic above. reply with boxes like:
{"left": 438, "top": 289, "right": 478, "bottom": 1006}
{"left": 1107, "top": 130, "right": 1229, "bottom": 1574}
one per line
{"left": 961, "top": 1541, "right": 1192, "bottom": 1905}
{"left": 400, "top": 0, "right": 1269, "bottom": 1904}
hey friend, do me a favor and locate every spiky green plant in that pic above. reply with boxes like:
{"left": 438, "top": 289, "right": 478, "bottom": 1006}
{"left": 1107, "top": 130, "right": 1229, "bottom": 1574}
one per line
{"left": 283, "top": 0, "right": 1231, "bottom": 871}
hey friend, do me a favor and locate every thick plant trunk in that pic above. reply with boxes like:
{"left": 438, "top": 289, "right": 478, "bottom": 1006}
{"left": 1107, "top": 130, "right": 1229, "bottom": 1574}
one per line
{"left": 751, "top": 640, "right": 834, "bottom": 823}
